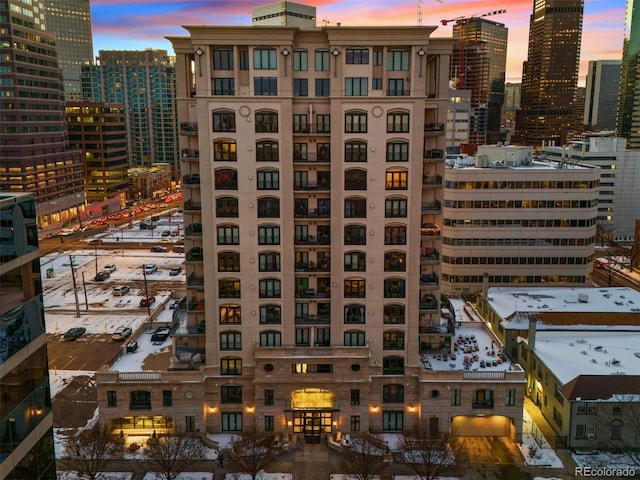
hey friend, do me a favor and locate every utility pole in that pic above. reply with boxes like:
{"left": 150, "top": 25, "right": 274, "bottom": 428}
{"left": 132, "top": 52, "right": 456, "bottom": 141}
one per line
{"left": 69, "top": 255, "right": 81, "bottom": 318}
{"left": 142, "top": 265, "right": 152, "bottom": 326}
{"left": 94, "top": 243, "right": 98, "bottom": 276}
{"left": 81, "top": 271, "right": 89, "bottom": 310}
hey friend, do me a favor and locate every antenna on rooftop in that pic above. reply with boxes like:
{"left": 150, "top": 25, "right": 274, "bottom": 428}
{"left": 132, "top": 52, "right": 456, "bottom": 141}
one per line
{"left": 417, "top": 0, "right": 422, "bottom": 25}
{"left": 322, "top": 17, "right": 330, "bottom": 26}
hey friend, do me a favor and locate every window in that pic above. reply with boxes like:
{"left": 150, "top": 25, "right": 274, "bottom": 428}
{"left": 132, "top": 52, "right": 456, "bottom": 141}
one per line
{"left": 257, "top": 170, "right": 279, "bottom": 190}
{"left": 258, "top": 225, "right": 280, "bottom": 245}
{"left": 345, "top": 169, "right": 367, "bottom": 190}
{"left": 315, "top": 49, "right": 330, "bottom": 71}
{"left": 254, "top": 77, "right": 277, "bottom": 95}
{"left": 386, "top": 171, "right": 408, "bottom": 190}
{"left": 506, "top": 389, "right": 516, "bottom": 406}
{"left": 472, "top": 389, "right": 494, "bottom": 409}
{"left": 293, "top": 114, "right": 309, "bottom": 133}
{"left": 351, "top": 389, "right": 360, "bottom": 406}
{"left": 214, "top": 78, "right": 235, "bottom": 95}
{"left": 265, "top": 416, "right": 275, "bottom": 431}
{"left": 253, "top": 47, "right": 276, "bottom": 69}
{"left": 345, "top": 141, "right": 367, "bottom": 162}
{"left": 383, "top": 384, "right": 404, "bottom": 403}
{"left": 387, "top": 49, "right": 409, "bottom": 70}
{"left": 385, "top": 198, "right": 407, "bottom": 218}
{"left": 219, "top": 279, "right": 241, "bottom": 298}
{"left": 344, "top": 305, "right": 365, "bottom": 324}
{"left": 259, "top": 278, "right": 281, "bottom": 298}
{"left": 239, "top": 50, "right": 249, "bottom": 70}
{"left": 260, "top": 330, "right": 282, "bottom": 346}
{"left": 220, "top": 331, "right": 242, "bottom": 350}
{"left": 451, "top": 388, "right": 462, "bottom": 406}
{"left": 218, "top": 252, "right": 240, "bottom": 272}
{"left": 221, "top": 357, "right": 242, "bottom": 375}
{"left": 259, "top": 252, "right": 280, "bottom": 272}
{"left": 130, "top": 390, "right": 151, "bottom": 410}
{"left": 345, "top": 112, "right": 367, "bottom": 133}
{"left": 186, "top": 416, "right": 195, "bottom": 433}
{"left": 216, "top": 197, "right": 239, "bottom": 217}
{"left": 213, "top": 111, "right": 236, "bottom": 132}
{"left": 387, "top": 112, "right": 409, "bottom": 132}
{"left": 215, "top": 169, "right": 238, "bottom": 190}
{"left": 351, "top": 416, "right": 361, "bottom": 432}
{"left": 256, "top": 111, "right": 278, "bottom": 133}
{"left": 554, "top": 384, "right": 565, "bottom": 406}
{"left": 373, "top": 50, "right": 383, "bottom": 66}
{"left": 383, "top": 330, "right": 405, "bottom": 349}
{"left": 345, "top": 77, "right": 368, "bottom": 96}
{"left": 344, "top": 224, "right": 366, "bottom": 245}
{"left": 384, "top": 305, "right": 405, "bottom": 324}
{"left": 221, "top": 385, "right": 243, "bottom": 403}
{"left": 214, "top": 140, "right": 237, "bottom": 161}
{"left": 344, "top": 251, "right": 366, "bottom": 271}
{"left": 222, "top": 412, "right": 243, "bottom": 431}
{"left": 264, "top": 389, "right": 274, "bottom": 406}
{"left": 611, "top": 420, "right": 622, "bottom": 440}
{"left": 294, "top": 78, "right": 308, "bottom": 97}
{"left": 296, "top": 328, "right": 310, "bottom": 346}
{"left": 387, "top": 141, "right": 409, "bottom": 162}
{"left": 345, "top": 198, "right": 367, "bottom": 218}
{"left": 575, "top": 424, "right": 586, "bottom": 439}
{"left": 257, "top": 197, "right": 280, "bottom": 218}
{"left": 346, "top": 47, "right": 369, "bottom": 64}
{"left": 260, "top": 305, "right": 281, "bottom": 324}
{"left": 293, "top": 143, "right": 308, "bottom": 162}
{"left": 214, "top": 48, "right": 234, "bottom": 70}
{"left": 316, "top": 115, "right": 330, "bottom": 134}
{"left": 292, "top": 363, "right": 333, "bottom": 374}
{"left": 372, "top": 78, "right": 382, "bottom": 90}
{"left": 384, "top": 279, "right": 406, "bottom": 298}
{"left": 344, "top": 279, "right": 365, "bottom": 298}
{"left": 344, "top": 330, "right": 365, "bottom": 346}
{"left": 384, "top": 252, "right": 406, "bottom": 272}
{"left": 220, "top": 304, "right": 241, "bottom": 324}
{"left": 256, "top": 141, "right": 278, "bottom": 161}
{"left": 315, "top": 78, "right": 330, "bottom": 97}
{"left": 383, "top": 356, "right": 404, "bottom": 375}
{"left": 293, "top": 50, "right": 308, "bottom": 71}
{"left": 316, "top": 327, "right": 330, "bottom": 346}
{"left": 382, "top": 411, "right": 404, "bottom": 431}
{"left": 107, "top": 391, "right": 117, "bottom": 408}
{"left": 385, "top": 226, "right": 406, "bottom": 245}
{"left": 387, "top": 78, "right": 405, "bottom": 96}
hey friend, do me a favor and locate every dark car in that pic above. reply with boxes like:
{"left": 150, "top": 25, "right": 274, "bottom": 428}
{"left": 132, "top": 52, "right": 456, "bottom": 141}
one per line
{"left": 150, "top": 246, "right": 168, "bottom": 253}
{"left": 94, "top": 271, "right": 110, "bottom": 281}
{"left": 63, "top": 327, "right": 86, "bottom": 341}
{"left": 140, "top": 296, "right": 156, "bottom": 307}
{"left": 161, "top": 230, "right": 171, "bottom": 237}
{"left": 151, "top": 215, "right": 160, "bottom": 221}
{"left": 151, "top": 326, "right": 171, "bottom": 342}
{"left": 169, "top": 267, "right": 182, "bottom": 276}
{"left": 88, "top": 239, "right": 103, "bottom": 245}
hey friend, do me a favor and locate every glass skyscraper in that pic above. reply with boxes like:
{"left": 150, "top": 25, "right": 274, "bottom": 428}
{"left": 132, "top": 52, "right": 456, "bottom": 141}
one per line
{"left": 616, "top": 0, "right": 640, "bottom": 147}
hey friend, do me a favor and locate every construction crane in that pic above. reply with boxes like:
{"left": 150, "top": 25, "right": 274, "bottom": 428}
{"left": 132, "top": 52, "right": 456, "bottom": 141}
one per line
{"left": 441, "top": 9, "right": 506, "bottom": 88}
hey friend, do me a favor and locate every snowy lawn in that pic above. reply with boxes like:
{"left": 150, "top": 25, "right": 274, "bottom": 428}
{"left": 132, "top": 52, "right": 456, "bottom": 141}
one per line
{"left": 517, "top": 409, "right": 563, "bottom": 467}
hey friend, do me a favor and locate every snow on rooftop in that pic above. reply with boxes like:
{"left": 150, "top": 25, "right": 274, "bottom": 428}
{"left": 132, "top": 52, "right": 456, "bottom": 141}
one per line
{"left": 486, "top": 286, "right": 640, "bottom": 321}
{"left": 530, "top": 331, "right": 640, "bottom": 384}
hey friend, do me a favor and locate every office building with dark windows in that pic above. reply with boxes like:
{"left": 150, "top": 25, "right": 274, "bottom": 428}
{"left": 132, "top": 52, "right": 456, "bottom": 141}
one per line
{"left": 616, "top": 0, "right": 640, "bottom": 148}
{"left": 0, "top": 193, "right": 56, "bottom": 480}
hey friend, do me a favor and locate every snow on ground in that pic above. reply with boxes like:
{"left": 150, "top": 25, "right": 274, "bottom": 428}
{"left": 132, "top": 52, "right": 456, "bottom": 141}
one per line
{"left": 518, "top": 409, "right": 563, "bottom": 468}
{"left": 49, "top": 369, "right": 95, "bottom": 398}
{"left": 86, "top": 213, "right": 184, "bottom": 245}
{"left": 572, "top": 450, "right": 640, "bottom": 469}
{"left": 58, "top": 473, "right": 133, "bottom": 480}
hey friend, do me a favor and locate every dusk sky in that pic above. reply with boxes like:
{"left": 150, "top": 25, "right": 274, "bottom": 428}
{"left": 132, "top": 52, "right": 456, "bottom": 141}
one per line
{"left": 90, "top": 0, "right": 627, "bottom": 84}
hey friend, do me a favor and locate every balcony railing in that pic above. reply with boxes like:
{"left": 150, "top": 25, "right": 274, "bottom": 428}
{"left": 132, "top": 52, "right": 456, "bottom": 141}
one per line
{"left": 424, "top": 123, "right": 444, "bottom": 133}
{"left": 294, "top": 262, "right": 331, "bottom": 273}
{"left": 419, "top": 301, "right": 439, "bottom": 311}
{"left": 295, "top": 288, "right": 331, "bottom": 299}
{"left": 386, "top": 89, "right": 410, "bottom": 96}
{"left": 186, "top": 249, "right": 204, "bottom": 261}
{"left": 184, "top": 200, "right": 202, "bottom": 212}
{"left": 420, "top": 224, "right": 441, "bottom": 237}
{"left": 422, "top": 201, "right": 442, "bottom": 213}
{"left": 183, "top": 174, "right": 201, "bottom": 185}
{"left": 424, "top": 149, "right": 444, "bottom": 159}
{"left": 187, "top": 273, "right": 204, "bottom": 288}
{"left": 180, "top": 122, "right": 198, "bottom": 133}
{"left": 293, "top": 151, "right": 331, "bottom": 163}
{"left": 294, "top": 235, "right": 330, "bottom": 246}
{"left": 295, "top": 314, "right": 331, "bottom": 324}
{"left": 188, "top": 299, "right": 205, "bottom": 311}
{"left": 181, "top": 149, "right": 199, "bottom": 161}
{"left": 292, "top": 123, "right": 331, "bottom": 135}
{"left": 472, "top": 401, "right": 494, "bottom": 409}
{"left": 185, "top": 224, "right": 202, "bottom": 236}
{"left": 422, "top": 175, "right": 443, "bottom": 187}
{"left": 293, "top": 181, "right": 330, "bottom": 191}
{"left": 420, "top": 274, "right": 439, "bottom": 286}
{"left": 294, "top": 209, "right": 331, "bottom": 218}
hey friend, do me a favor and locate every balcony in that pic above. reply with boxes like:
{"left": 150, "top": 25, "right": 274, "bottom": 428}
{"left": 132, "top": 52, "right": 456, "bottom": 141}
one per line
{"left": 419, "top": 296, "right": 439, "bottom": 312}
{"left": 293, "top": 181, "right": 330, "bottom": 191}
{"left": 187, "top": 273, "right": 204, "bottom": 289}
{"left": 186, "top": 248, "right": 204, "bottom": 262}
{"left": 184, "top": 200, "right": 202, "bottom": 212}
{"left": 424, "top": 149, "right": 444, "bottom": 161}
{"left": 295, "top": 288, "right": 330, "bottom": 299}
{"left": 424, "top": 123, "right": 444, "bottom": 134}
{"left": 294, "top": 151, "right": 331, "bottom": 164}
{"left": 188, "top": 299, "right": 205, "bottom": 311}
{"left": 180, "top": 122, "right": 198, "bottom": 134}
{"left": 292, "top": 123, "right": 331, "bottom": 135}
{"left": 421, "top": 201, "right": 442, "bottom": 214}
{"left": 386, "top": 89, "right": 410, "bottom": 96}
{"left": 294, "top": 261, "right": 330, "bottom": 273}
{"left": 420, "top": 248, "right": 440, "bottom": 264}
{"left": 294, "top": 208, "right": 330, "bottom": 219}
{"left": 181, "top": 149, "right": 199, "bottom": 162}
{"left": 420, "top": 223, "right": 441, "bottom": 237}
{"left": 472, "top": 400, "right": 494, "bottom": 410}
{"left": 420, "top": 273, "right": 439, "bottom": 287}
{"left": 183, "top": 174, "right": 201, "bottom": 186}
{"left": 185, "top": 223, "right": 202, "bottom": 237}
{"left": 422, "top": 175, "right": 443, "bottom": 188}
{"left": 295, "top": 314, "right": 331, "bottom": 324}
{"left": 294, "top": 235, "right": 330, "bottom": 246}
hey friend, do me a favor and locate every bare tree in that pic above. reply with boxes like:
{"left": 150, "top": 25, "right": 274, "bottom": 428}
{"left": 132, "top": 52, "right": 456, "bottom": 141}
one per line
{"left": 64, "top": 422, "right": 124, "bottom": 480}
{"left": 601, "top": 251, "right": 626, "bottom": 287}
{"left": 399, "top": 429, "right": 460, "bottom": 480}
{"left": 596, "top": 221, "right": 616, "bottom": 247}
{"left": 596, "top": 396, "right": 640, "bottom": 456}
{"left": 143, "top": 429, "right": 206, "bottom": 480}
{"left": 227, "top": 430, "right": 285, "bottom": 479}
{"left": 338, "top": 433, "right": 388, "bottom": 480}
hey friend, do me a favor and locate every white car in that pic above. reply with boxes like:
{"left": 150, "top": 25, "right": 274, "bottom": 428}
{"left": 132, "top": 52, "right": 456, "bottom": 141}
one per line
{"left": 103, "top": 264, "right": 117, "bottom": 273}
{"left": 143, "top": 264, "right": 157, "bottom": 274}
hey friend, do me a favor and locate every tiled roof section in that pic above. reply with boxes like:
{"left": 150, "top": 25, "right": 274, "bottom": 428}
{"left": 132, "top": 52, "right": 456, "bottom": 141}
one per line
{"left": 561, "top": 375, "right": 640, "bottom": 401}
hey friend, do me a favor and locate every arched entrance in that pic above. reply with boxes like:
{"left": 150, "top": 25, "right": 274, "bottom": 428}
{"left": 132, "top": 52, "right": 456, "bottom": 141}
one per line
{"left": 290, "top": 388, "right": 335, "bottom": 443}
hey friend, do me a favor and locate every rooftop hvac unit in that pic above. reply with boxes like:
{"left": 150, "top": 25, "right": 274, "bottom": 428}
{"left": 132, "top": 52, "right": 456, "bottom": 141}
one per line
{"left": 578, "top": 293, "right": 589, "bottom": 303}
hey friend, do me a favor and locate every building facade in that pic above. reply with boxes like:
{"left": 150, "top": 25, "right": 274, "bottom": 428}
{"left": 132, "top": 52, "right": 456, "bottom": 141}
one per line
{"left": 128, "top": 166, "right": 171, "bottom": 201}
{"left": 514, "top": 0, "right": 584, "bottom": 146}
{"left": 66, "top": 102, "right": 130, "bottom": 205}
{"left": 95, "top": 17, "right": 527, "bottom": 443}
{"left": 583, "top": 60, "right": 621, "bottom": 132}
{"left": 0, "top": 0, "right": 86, "bottom": 230}
{"left": 616, "top": 0, "right": 640, "bottom": 147}
{"left": 0, "top": 193, "right": 56, "bottom": 479}
{"left": 441, "top": 145, "right": 599, "bottom": 292}
{"left": 452, "top": 18, "right": 508, "bottom": 146}
{"left": 42, "top": 0, "right": 93, "bottom": 101}
{"left": 81, "top": 50, "right": 179, "bottom": 174}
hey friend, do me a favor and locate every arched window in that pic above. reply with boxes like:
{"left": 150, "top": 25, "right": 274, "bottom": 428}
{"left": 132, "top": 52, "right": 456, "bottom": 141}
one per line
{"left": 213, "top": 110, "right": 236, "bottom": 132}
{"left": 383, "top": 356, "right": 404, "bottom": 375}
{"left": 215, "top": 168, "right": 238, "bottom": 190}
{"left": 383, "top": 330, "right": 405, "bottom": 350}
{"left": 214, "top": 140, "right": 237, "bottom": 161}
{"left": 345, "top": 169, "right": 367, "bottom": 190}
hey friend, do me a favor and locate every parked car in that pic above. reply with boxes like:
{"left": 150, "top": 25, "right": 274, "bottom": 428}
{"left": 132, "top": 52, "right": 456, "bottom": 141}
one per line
{"left": 151, "top": 215, "right": 160, "bottom": 221}
{"left": 160, "top": 238, "right": 173, "bottom": 244}
{"left": 111, "top": 326, "right": 132, "bottom": 342}
{"left": 140, "top": 296, "right": 156, "bottom": 307}
{"left": 169, "top": 267, "right": 182, "bottom": 276}
{"left": 150, "top": 245, "right": 168, "bottom": 253}
{"left": 161, "top": 230, "right": 171, "bottom": 237}
{"left": 112, "top": 285, "right": 130, "bottom": 296}
{"left": 151, "top": 326, "right": 171, "bottom": 342}
{"left": 88, "top": 239, "right": 103, "bottom": 245}
{"left": 94, "top": 271, "right": 110, "bottom": 281}
{"left": 143, "top": 264, "right": 157, "bottom": 274}
{"left": 103, "top": 264, "right": 117, "bottom": 273}
{"left": 172, "top": 245, "right": 185, "bottom": 253}
{"left": 63, "top": 327, "right": 86, "bottom": 341}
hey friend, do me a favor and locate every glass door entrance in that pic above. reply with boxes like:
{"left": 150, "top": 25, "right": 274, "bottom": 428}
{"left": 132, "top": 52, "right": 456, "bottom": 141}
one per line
{"left": 293, "top": 411, "right": 333, "bottom": 443}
